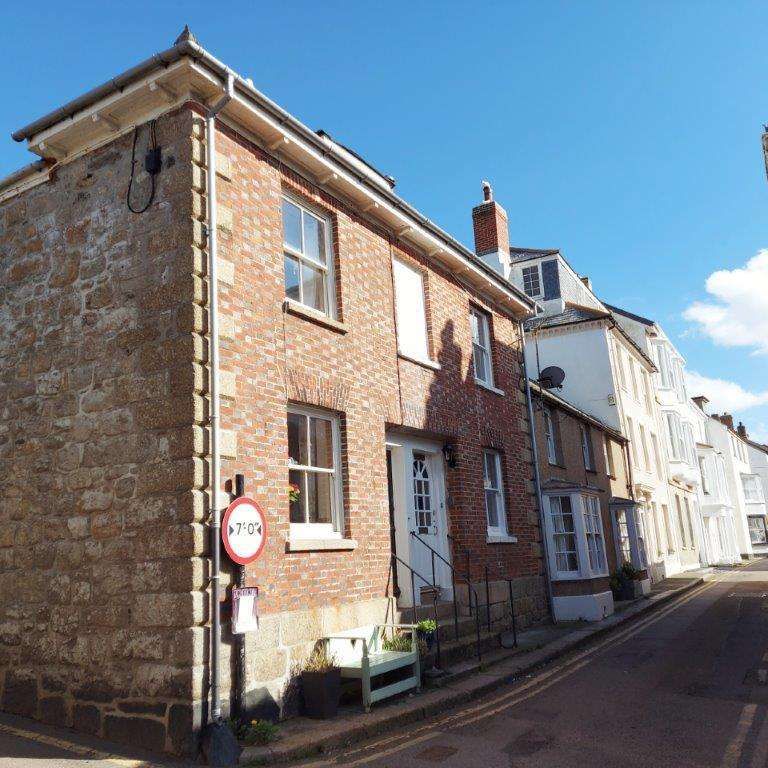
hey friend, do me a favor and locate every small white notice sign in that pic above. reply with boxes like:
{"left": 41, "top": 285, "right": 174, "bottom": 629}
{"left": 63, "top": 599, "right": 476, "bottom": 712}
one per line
{"left": 232, "top": 587, "right": 259, "bottom": 634}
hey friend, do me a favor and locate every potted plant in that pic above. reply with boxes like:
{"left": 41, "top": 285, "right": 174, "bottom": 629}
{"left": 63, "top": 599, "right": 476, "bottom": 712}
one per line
{"left": 415, "top": 619, "right": 437, "bottom": 651}
{"left": 610, "top": 561, "right": 641, "bottom": 601}
{"left": 300, "top": 646, "right": 341, "bottom": 719}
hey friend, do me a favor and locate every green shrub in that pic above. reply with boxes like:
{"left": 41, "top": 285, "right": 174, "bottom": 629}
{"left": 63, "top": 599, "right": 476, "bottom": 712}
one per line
{"left": 416, "top": 619, "right": 437, "bottom": 633}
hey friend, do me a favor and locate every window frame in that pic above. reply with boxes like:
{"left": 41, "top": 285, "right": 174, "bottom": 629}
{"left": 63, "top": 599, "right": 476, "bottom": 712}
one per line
{"left": 287, "top": 404, "right": 344, "bottom": 538}
{"left": 581, "top": 424, "right": 596, "bottom": 472}
{"left": 470, "top": 307, "right": 495, "bottom": 388}
{"left": 604, "top": 436, "right": 617, "bottom": 478}
{"left": 392, "top": 256, "right": 431, "bottom": 365}
{"left": 544, "top": 406, "right": 560, "bottom": 466}
{"left": 521, "top": 264, "right": 542, "bottom": 298}
{"left": 742, "top": 474, "right": 765, "bottom": 504}
{"left": 748, "top": 515, "right": 768, "bottom": 545}
{"left": 482, "top": 449, "right": 508, "bottom": 538}
{"left": 281, "top": 194, "right": 337, "bottom": 318}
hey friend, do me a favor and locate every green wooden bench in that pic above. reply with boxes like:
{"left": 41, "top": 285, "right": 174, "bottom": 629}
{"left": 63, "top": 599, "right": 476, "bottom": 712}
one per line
{"left": 324, "top": 624, "right": 421, "bottom": 712}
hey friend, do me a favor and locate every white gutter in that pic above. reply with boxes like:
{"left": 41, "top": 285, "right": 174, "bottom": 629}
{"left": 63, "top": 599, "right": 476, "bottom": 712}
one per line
{"left": 206, "top": 71, "right": 235, "bottom": 725}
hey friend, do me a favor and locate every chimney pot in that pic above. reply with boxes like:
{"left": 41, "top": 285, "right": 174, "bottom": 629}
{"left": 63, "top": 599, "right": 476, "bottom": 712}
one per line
{"left": 737, "top": 422, "right": 748, "bottom": 440}
{"left": 481, "top": 180, "right": 493, "bottom": 202}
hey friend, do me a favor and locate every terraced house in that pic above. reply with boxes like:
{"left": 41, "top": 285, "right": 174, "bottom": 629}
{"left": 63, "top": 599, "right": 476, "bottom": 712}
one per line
{"left": 0, "top": 29, "right": 548, "bottom": 755}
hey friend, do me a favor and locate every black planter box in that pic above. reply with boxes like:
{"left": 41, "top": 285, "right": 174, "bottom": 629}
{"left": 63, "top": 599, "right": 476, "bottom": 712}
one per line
{"left": 301, "top": 668, "right": 341, "bottom": 719}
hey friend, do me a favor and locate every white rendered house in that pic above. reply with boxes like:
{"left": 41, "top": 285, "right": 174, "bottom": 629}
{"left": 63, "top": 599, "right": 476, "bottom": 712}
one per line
{"left": 607, "top": 307, "right": 704, "bottom": 578}
{"left": 691, "top": 397, "right": 742, "bottom": 565}
{"left": 704, "top": 412, "right": 768, "bottom": 557}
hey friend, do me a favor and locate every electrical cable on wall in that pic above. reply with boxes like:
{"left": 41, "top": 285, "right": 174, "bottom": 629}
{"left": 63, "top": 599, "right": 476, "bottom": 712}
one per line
{"left": 127, "top": 120, "right": 161, "bottom": 214}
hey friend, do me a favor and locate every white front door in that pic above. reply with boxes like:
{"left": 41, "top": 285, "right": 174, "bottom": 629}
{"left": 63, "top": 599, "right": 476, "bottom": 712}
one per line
{"left": 387, "top": 436, "right": 451, "bottom": 606}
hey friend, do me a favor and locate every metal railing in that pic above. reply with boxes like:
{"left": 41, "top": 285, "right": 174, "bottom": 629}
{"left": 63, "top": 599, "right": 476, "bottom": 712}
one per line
{"left": 447, "top": 534, "right": 518, "bottom": 647}
{"left": 390, "top": 553, "right": 444, "bottom": 668}
{"left": 406, "top": 532, "right": 483, "bottom": 661}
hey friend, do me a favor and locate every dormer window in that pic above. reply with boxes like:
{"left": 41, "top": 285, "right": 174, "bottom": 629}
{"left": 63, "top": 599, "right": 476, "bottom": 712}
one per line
{"left": 522, "top": 265, "right": 542, "bottom": 298}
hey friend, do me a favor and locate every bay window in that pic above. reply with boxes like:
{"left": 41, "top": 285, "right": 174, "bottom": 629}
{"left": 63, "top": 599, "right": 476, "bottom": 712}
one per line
{"left": 545, "top": 493, "right": 608, "bottom": 579}
{"left": 287, "top": 405, "right": 343, "bottom": 537}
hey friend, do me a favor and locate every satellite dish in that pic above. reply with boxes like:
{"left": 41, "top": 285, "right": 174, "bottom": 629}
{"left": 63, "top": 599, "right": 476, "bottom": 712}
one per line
{"left": 539, "top": 366, "right": 565, "bottom": 389}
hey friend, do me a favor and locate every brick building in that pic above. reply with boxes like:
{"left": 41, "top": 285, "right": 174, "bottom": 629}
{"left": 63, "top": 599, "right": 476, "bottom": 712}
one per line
{"left": 0, "top": 30, "right": 548, "bottom": 754}
{"left": 531, "top": 382, "right": 649, "bottom": 621}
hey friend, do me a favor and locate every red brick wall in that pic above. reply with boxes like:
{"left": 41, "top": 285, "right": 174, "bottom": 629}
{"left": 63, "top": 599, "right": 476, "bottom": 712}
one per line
{"left": 471, "top": 200, "right": 510, "bottom": 257}
{"left": 208, "top": 116, "right": 545, "bottom": 618}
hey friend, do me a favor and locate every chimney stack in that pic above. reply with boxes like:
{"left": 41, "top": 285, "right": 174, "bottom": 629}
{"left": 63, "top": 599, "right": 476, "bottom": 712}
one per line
{"left": 692, "top": 395, "right": 709, "bottom": 412}
{"left": 715, "top": 413, "right": 735, "bottom": 430}
{"left": 737, "top": 422, "right": 748, "bottom": 440}
{"left": 472, "top": 181, "right": 510, "bottom": 278}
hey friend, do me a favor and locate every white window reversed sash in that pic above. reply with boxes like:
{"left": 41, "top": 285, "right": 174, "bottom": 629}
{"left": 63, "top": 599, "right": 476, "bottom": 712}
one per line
{"left": 483, "top": 450, "right": 508, "bottom": 536}
{"left": 639, "top": 425, "right": 651, "bottom": 473}
{"left": 287, "top": 406, "right": 343, "bottom": 536}
{"left": 581, "top": 424, "right": 595, "bottom": 471}
{"left": 548, "top": 495, "right": 580, "bottom": 574}
{"left": 392, "top": 258, "right": 430, "bottom": 363}
{"left": 544, "top": 407, "right": 558, "bottom": 465}
{"left": 582, "top": 495, "right": 607, "bottom": 574}
{"left": 282, "top": 196, "right": 335, "bottom": 316}
{"left": 470, "top": 308, "right": 494, "bottom": 387}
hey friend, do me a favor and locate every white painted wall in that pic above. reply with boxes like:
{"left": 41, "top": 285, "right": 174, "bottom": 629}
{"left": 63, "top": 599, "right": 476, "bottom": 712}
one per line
{"left": 524, "top": 323, "right": 620, "bottom": 429}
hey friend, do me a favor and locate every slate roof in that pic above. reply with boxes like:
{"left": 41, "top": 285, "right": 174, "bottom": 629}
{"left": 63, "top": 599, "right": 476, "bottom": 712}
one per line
{"left": 523, "top": 306, "right": 610, "bottom": 332}
{"left": 605, "top": 303, "right": 655, "bottom": 327}
{"left": 509, "top": 246, "right": 560, "bottom": 264}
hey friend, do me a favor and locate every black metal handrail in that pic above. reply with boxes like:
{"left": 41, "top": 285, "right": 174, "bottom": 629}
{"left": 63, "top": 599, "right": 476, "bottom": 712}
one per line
{"left": 407, "top": 532, "right": 483, "bottom": 661}
{"left": 390, "top": 553, "right": 444, "bottom": 668}
{"left": 447, "top": 533, "right": 518, "bottom": 647}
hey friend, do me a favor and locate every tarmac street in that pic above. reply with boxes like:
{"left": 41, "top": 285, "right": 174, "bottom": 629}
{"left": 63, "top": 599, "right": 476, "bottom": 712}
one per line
{"left": 2, "top": 562, "right": 768, "bottom": 767}
{"left": 300, "top": 559, "right": 768, "bottom": 768}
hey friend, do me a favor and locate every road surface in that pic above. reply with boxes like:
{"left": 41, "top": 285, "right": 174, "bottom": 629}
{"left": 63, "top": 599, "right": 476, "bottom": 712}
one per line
{"left": 301, "top": 559, "right": 768, "bottom": 768}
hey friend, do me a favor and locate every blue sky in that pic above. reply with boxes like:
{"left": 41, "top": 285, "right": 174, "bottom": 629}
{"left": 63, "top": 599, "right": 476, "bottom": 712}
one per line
{"left": 2, "top": 1, "right": 767, "bottom": 438}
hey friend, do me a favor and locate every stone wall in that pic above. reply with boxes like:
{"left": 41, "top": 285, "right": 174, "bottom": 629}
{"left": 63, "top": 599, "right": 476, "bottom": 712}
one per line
{"left": 0, "top": 109, "right": 203, "bottom": 754}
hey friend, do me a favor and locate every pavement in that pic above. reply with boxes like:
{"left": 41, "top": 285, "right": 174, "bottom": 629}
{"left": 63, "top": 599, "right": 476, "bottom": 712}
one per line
{"left": 0, "top": 561, "right": 762, "bottom": 767}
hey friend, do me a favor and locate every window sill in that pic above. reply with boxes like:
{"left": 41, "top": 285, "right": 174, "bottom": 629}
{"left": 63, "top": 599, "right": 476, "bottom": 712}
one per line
{"left": 486, "top": 534, "right": 518, "bottom": 545}
{"left": 283, "top": 299, "right": 348, "bottom": 334}
{"left": 475, "top": 379, "right": 505, "bottom": 397}
{"left": 286, "top": 537, "right": 358, "bottom": 552}
{"left": 397, "top": 352, "right": 441, "bottom": 371}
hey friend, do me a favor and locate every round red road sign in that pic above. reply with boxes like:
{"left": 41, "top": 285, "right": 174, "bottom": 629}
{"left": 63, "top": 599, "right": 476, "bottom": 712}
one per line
{"left": 221, "top": 497, "right": 268, "bottom": 566}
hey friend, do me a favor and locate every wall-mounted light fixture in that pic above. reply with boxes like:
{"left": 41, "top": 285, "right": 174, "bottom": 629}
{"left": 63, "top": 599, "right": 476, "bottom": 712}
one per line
{"left": 442, "top": 443, "right": 457, "bottom": 468}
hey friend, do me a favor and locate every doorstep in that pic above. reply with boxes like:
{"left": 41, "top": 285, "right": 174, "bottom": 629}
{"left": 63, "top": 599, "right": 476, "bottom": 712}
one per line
{"left": 241, "top": 578, "right": 703, "bottom": 765}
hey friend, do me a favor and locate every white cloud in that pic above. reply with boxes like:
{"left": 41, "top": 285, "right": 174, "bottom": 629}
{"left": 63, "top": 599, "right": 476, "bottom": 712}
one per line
{"left": 686, "top": 370, "right": 768, "bottom": 413}
{"left": 750, "top": 422, "right": 768, "bottom": 444}
{"left": 683, "top": 250, "right": 768, "bottom": 355}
